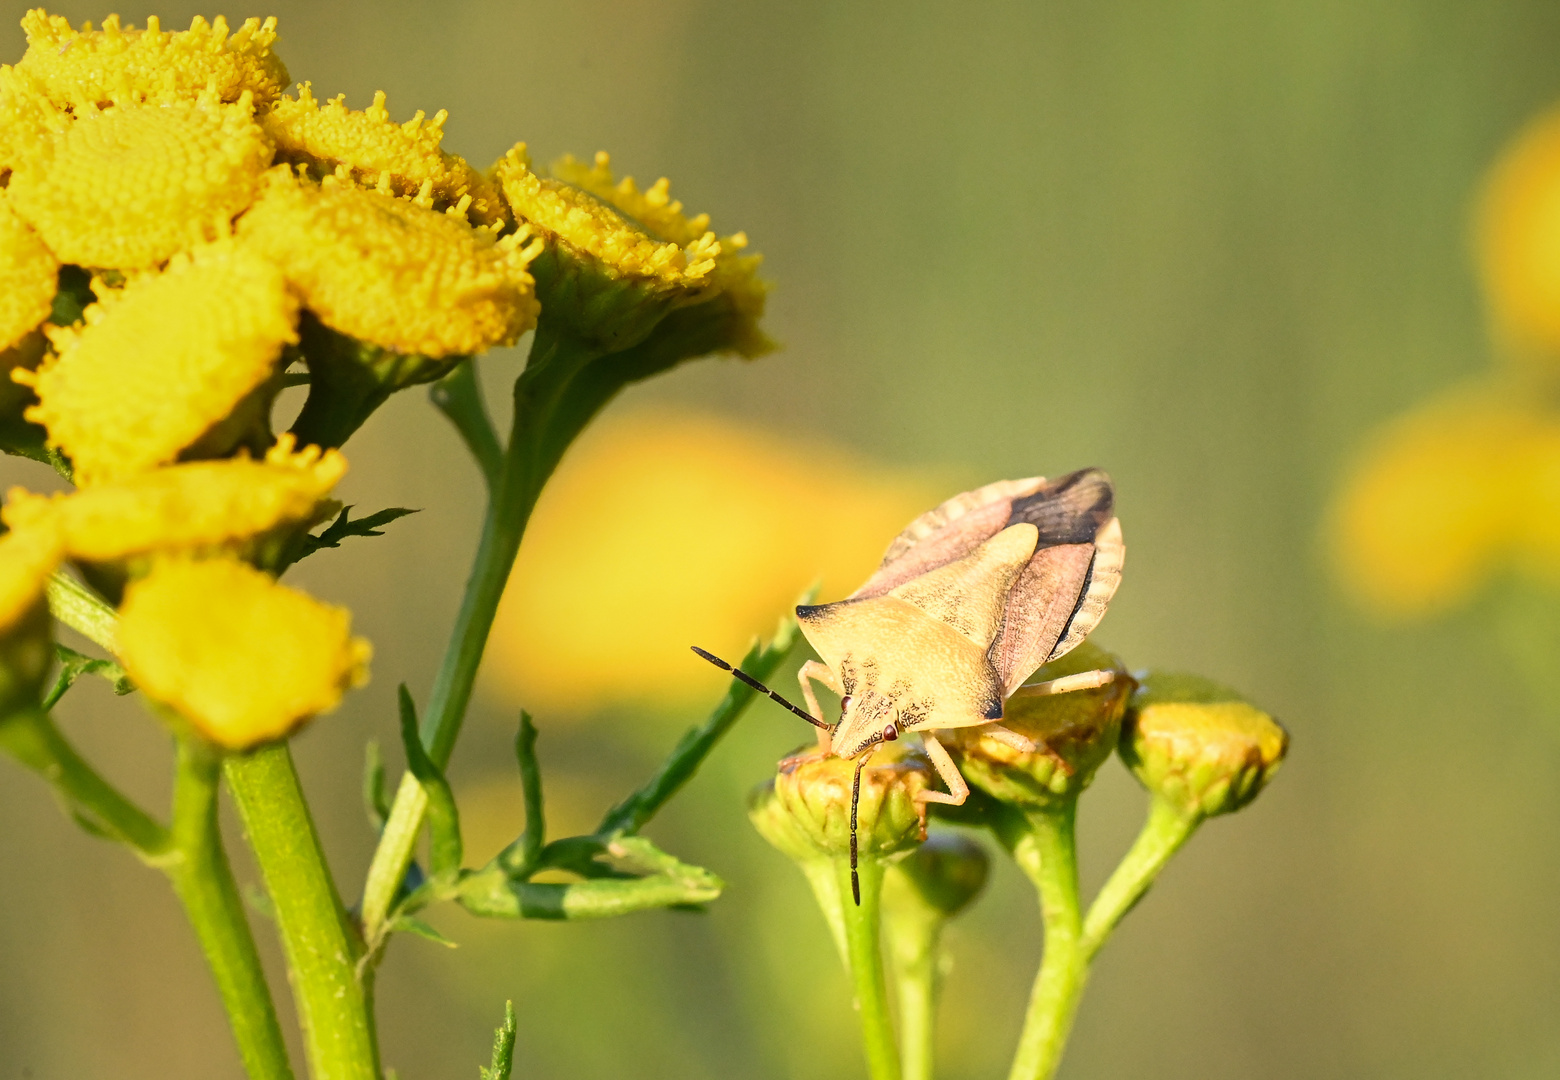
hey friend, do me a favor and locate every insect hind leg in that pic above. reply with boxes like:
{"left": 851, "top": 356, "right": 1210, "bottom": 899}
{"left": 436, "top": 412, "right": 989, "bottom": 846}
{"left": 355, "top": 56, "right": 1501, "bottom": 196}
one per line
{"left": 798, "top": 660, "right": 843, "bottom": 752}
{"left": 1012, "top": 669, "right": 1117, "bottom": 698}
{"left": 915, "top": 734, "right": 970, "bottom": 807}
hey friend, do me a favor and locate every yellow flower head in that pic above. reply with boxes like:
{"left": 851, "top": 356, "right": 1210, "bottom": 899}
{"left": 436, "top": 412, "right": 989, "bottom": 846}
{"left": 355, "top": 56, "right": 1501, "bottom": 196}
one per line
{"left": 14, "top": 10, "right": 290, "bottom": 111}
{"left": 6, "top": 92, "right": 274, "bottom": 269}
{"left": 20, "top": 241, "right": 297, "bottom": 485}
{"left": 1478, "top": 105, "right": 1560, "bottom": 363}
{"left": 1330, "top": 386, "right": 1560, "bottom": 616}
{"left": 0, "top": 65, "right": 64, "bottom": 177}
{"left": 118, "top": 556, "right": 370, "bottom": 749}
{"left": 0, "top": 518, "right": 62, "bottom": 635}
{"left": 3, "top": 435, "right": 345, "bottom": 564}
{"left": 263, "top": 85, "right": 505, "bottom": 227}
{"left": 238, "top": 169, "right": 539, "bottom": 357}
{"left": 0, "top": 190, "right": 59, "bottom": 354}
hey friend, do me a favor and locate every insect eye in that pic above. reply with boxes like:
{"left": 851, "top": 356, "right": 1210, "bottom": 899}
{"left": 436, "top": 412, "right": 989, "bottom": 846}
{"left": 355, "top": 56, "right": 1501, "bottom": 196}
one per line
{"left": 882, "top": 722, "right": 898, "bottom": 742}
{"left": 840, "top": 695, "right": 853, "bottom": 714}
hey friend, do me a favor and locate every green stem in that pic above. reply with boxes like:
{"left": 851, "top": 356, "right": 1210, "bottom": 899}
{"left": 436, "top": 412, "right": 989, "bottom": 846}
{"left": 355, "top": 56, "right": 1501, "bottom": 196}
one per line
{"left": 226, "top": 745, "right": 380, "bottom": 1080}
{"left": 883, "top": 893, "right": 941, "bottom": 1080}
{"left": 838, "top": 858, "right": 901, "bottom": 1080}
{"left": 167, "top": 738, "right": 297, "bottom": 1080}
{"left": 1007, "top": 803, "right": 1085, "bottom": 1080}
{"left": 46, "top": 571, "right": 117, "bottom": 652}
{"left": 1081, "top": 796, "right": 1199, "bottom": 958}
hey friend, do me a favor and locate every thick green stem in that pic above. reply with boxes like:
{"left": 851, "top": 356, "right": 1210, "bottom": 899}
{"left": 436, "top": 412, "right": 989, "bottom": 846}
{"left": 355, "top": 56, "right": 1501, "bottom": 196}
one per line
{"left": 168, "top": 739, "right": 297, "bottom": 1080}
{"left": 1081, "top": 796, "right": 1200, "bottom": 958}
{"left": 884, "top": 896, "right": 941, "bottom": 1080}
{"left": 226, "top": 745, "right": 380, "bottom": 1080}
{"left": 1008, "top": 803, "right": 1085, "bottom": 1080}
{"left": 838, "top": 859, "right": 901, "bottom": 1080}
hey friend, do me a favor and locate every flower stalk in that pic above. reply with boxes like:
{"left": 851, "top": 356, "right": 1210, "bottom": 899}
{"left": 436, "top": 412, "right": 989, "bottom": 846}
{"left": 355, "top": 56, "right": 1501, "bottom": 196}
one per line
{"left": 1007, "top": 804, "right": 1086, "bottom": 1080}
{"left": 839, "top": 857, "right": 902, "bottom": 1080}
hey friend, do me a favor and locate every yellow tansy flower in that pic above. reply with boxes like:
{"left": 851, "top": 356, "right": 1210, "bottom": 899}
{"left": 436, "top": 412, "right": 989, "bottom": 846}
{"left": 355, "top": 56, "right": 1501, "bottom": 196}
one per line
{"left": 14, "top": 10, "right": 290, "bottom": 110}
{"left": 0, "top": 519, "right": 62, "bottom": 635}
{"left": 3, "top": 436, "right": 346, "bottom": 563}
{"left": 0, "top": 191, "right": 58, "bottom": 354}
{"left": 263, "top": 85, "right": 505, "bottom": 227}
{"left": 238, "top": 169, "right": 538, "bottom": 356}
{"left": 548, "top": 151, "right": 716, "bottom": 252}
{"left": 0, "top": 65, "right": 65, "bottom": 177}
{"left": 485, "top": 408, "right": 933, "bottom": 714}
{"left": 1478, "top": 105, "right": 1560, "bottom": 363}
{"left": 118, "top": 556, "right": 370, "bottom": 749}
{"left": 20, "top": 242, "right": 297, "bottom": 484}
{"left": 1330, "top": 386, "right": 1560, "bottom": 616}
{"left": 6, "top": 92, "right": 273, "bottom": 270}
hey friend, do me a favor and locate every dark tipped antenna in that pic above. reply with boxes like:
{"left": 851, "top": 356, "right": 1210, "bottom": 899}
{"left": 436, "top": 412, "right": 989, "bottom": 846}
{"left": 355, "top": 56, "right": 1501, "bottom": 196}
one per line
{"left": 849, "top": 757, "right": 864, "bottom": 905}
{"left": 690, "top": 646, "right": 832, "bottom": 731}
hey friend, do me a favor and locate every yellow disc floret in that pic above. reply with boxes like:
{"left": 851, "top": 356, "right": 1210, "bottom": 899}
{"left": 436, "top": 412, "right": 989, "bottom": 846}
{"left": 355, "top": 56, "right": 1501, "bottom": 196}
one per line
{"left": 263, "top": 85, "right": 505, "bottom": 226}
{"left": 6, "top": 93, "right": 273, "bottom": 270}
{"left": 21, "top": 242, "right": 297, "bottom": 484}
{"left": 118, "top": 556, "right": 371, "bottom": 749}
{"left": 0, "top": 519, "right": 62, "bottom": 635}
{"left": 239, "top": 169, "right": 538, "bottom": 356}
{"left": 15, "top": 10, "right": 290, "bottom": 110}
{"left": 3, "top": 436, "right": 346, "bottom": 563}
{"left": 0, "top": 191, "right": 59, "bottom": 353}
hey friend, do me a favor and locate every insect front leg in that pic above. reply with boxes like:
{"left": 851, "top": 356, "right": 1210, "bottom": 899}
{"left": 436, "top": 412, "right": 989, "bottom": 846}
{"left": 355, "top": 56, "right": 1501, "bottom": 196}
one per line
{"left": 1015, "top": 669, "right": 1117, "bottom": 697}
{"left": 915, "top": 733, "right": 970, "bottom": 807}
{"left": 798, "top": 660, "right": 843, "bottom": 752}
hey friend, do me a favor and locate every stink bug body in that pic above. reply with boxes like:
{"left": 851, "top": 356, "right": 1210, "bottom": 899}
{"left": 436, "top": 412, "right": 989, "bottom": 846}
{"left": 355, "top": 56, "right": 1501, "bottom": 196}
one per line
{"left": 697, "top": 468, "right": 1124, "bottom": 902}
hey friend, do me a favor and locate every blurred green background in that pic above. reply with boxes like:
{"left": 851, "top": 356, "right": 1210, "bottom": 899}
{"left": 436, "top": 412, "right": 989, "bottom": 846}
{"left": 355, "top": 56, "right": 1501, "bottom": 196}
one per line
{"left": 6, "top": 1, "right": 1560, "bottom": 1077}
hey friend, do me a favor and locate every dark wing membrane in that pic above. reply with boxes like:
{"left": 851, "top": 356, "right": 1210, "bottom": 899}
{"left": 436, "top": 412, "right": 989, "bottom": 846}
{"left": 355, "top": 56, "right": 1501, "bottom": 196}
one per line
{"left": 850, "top": 477, "right": 1045, "bottom": 600}
{"left": 1003, "top": 468, "right": 1114, "bottom": 543}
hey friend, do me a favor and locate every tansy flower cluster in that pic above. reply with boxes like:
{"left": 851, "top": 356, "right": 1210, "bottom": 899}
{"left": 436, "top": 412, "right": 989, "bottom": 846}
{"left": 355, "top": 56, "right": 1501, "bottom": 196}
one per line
{"left": 0, "top": 8, "right": 769, "bottom": 749}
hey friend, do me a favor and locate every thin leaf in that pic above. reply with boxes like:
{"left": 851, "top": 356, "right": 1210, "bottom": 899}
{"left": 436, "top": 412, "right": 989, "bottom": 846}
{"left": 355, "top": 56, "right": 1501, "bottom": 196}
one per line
{"left": 300, "top": 505, "right": 418, "bottom": 558}
{"left": 497, "top": 712, "right": 544, "bottom": 876}
{"left": 390, "top": 913, "right": 458, "bottom": 948}
{"left": 43, "top": 643, "right": 132, "bottom": 709}
{"left": 362, "top": 740, "right": 389, "bottom": 833}
{"left": 479, "top": 1001, "right": 518, "bottom": 1080}
{"left": 398, "top": 685, "right": 462, "bottom": 876}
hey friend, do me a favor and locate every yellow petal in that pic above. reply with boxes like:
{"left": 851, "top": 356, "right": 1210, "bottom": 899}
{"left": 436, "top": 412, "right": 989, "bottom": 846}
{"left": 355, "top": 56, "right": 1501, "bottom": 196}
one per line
{"left": 24, "top": 242, "right": 297, "bottom": 485}
{"left": 118, "top": 556, "right": 370, "bottom": 749}
{"left": 7, "top": 94, "right": 273, "bottom": 270}
{"left": 0, "top": 190, "right": 58, "bottom": 353}
{"left": 0, "top": 519, "right": 62, "bottom": 635}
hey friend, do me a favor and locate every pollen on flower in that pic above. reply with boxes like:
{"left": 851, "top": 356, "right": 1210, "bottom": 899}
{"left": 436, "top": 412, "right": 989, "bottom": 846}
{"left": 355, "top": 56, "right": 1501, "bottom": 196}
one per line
{"left": 0, "top": 519, "right": 62, "bottom": 635}
{"left": 22, "top": 242, "right": 297, "bottom": 485}
{"left": 15, "top": 10, "right": 290, "bottom": 110}
{"left": 238, "top": 169, "right": 538, "bottom": 356}
{"left": 6, "top": 92, "right": 274, "bottom": 270}
{"left": 3, "top": 435, "right": 347, "bottom": 563}
{"left": 495, "top": 145, "right": 721, "bottom": 292}
{"left": 263, "top": 85, "right": 505, "bottom": 227}
{"left": 0, "top": 192, "right": 59, "bottom": 354}
{"left": 117, "top": 556, "right": 371, "bottom": 750}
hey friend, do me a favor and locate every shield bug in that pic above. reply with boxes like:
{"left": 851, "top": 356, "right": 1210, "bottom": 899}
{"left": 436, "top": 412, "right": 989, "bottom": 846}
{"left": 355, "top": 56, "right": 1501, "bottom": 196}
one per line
{"left": 696, "top": 468, "right": 1124, "bottom": 902}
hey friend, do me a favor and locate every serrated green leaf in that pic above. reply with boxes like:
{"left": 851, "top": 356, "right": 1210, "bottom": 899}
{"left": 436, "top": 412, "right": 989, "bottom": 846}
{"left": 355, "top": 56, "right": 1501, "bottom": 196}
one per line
{"left": 479, "top": 1000, "right": 517, "bottom": 1080}
{"left": 43, "top": 644, "right": 132, "bottom": 709}
{"left": 299, "top": 504, "right": 418, "bottom": 559}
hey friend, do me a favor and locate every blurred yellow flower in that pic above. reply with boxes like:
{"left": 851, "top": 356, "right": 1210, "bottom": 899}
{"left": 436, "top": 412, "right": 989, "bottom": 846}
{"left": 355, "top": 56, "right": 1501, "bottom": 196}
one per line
{"left": 20, "top": 242, "right": 297, "bottom": 484}
{"left": 484, "top": 408, "right": 934, "bottom": 715}
{"left": 3, "top": 436, "right": 345, "bottom": 563}
{"left": 0, "top": 191, "right": 58, "bottom": 354}
{"left": 6, "top": 92, "right": 273, "bottom": 270}
{"left": 1477, "top": 105, "right": 1560, "bottom": 365}
{"left": 238, "top": 169, "right": 539, "bottom": 357}
{"left": 1330, "top": 386, "right": 1560, "bottom": 616}
{"left": 0, "top": 519, "right": 62, "bottom": 635}
{"left": 118, "top": 556, "right": 370, "bottom": 749}
{"left": 263, "top": 85, "right": 505, "bottom": 227}
{"left": 14, "top": 11, "right": 290, "bottom": 111}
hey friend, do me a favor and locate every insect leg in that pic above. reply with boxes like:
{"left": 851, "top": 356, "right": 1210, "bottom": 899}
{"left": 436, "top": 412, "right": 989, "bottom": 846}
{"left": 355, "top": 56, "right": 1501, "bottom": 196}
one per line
{"left": 979, "top": 724, "right": 1039, "bottom": 753}
{"left": 915, "top": 734, "right": 970, "bottom": 807}
{"left": 1014, "top": 670, "right": 1117, "bottom": 697}
{"left": 798, "top": 660, "right": 843, "bottom": 752}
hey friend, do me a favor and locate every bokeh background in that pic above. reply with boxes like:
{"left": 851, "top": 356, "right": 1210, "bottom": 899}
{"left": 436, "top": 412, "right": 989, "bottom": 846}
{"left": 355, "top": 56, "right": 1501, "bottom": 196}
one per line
{"left": 6, "top": 1, "right": 1560, "bottom": 1077}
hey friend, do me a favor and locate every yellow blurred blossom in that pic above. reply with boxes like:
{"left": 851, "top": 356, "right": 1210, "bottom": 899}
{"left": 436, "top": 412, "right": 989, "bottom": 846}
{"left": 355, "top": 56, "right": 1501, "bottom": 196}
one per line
{"left": 485, "top": 408, "right": 934, "bottom": 714}
{"left": 239, "top": 169, "right": 539, "bottom": 357}
{"left": 3, "top": 436, "right": 345, "bottom": 563}
{"left": 14, "top": 11, "right": 289, "bottom": 111}
{"left": 6, "top": 92, "right": 273, "bottom": 269}
{"left": 263, "top": 85, "right": 505, "bottom": 227}
{"left": 0, "top": 519, "right": 62, "bottom": 635}
{"left": 118, "top": 556, "right": 370, "bottom": 749}
{"left": 0, "top": 191, "right": 58, "bottom": 353}
{"left": 1330, "top": 386, "right": 1560, "bottom": 617}
{"left": 20, "top": 242, "right": 297, "bottom": 484}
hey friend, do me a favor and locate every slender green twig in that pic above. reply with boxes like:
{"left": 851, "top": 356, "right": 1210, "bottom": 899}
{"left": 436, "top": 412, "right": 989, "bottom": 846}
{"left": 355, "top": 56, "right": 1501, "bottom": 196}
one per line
{"left": 480, "top": 1001, "right": 518, "bottom": 1080}
{"left": 46, "top": 571, "right": 117, "bottom": 652}
{"left": 1081, "top": 796, "right": 1199, "bottom": 956}
{"left": 430, "top": 359, "right": 503, "bottom": 492}
{"left": 839, "top": 859, "right": 902, "bottom": 1080}
{"left": 1008, "top": 804, "right": 1086, "bottom": 1080}
{"left": 225, "top": 746, "right": 380, "bottom": 1080}
{"left": 167, "top": 738, "right": 297, "bottom": 1080}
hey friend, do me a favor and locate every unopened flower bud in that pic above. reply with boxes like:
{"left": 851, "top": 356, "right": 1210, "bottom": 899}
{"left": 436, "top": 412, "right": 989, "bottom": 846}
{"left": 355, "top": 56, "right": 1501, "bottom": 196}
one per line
{"left": 884, "top": 832, "right": 989, "bottom": 921}
{"left": 749, "top": 742, "right": 933, "bottom": 863}
{"left": 950, "top": 642, "right": 1131, "bottom": 809}
{"left": 1120, "top": 672, "right": 1288, "bottom": 819}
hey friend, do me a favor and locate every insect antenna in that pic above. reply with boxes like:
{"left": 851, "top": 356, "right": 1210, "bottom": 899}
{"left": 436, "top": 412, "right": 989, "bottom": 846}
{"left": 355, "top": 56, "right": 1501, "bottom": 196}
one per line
{"left": 849, "top": 757, "right": 864, "bottom": 905}
{"left": 690, "top": 646, "right": 832, "bottom": 731}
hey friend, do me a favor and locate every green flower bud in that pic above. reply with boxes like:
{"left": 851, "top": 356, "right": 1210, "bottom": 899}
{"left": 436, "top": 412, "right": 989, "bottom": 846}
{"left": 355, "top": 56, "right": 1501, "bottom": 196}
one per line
{"left": 884, "top": 832, "right": 990, "bottom": 920}
{"left": 749, "top": 743, "right": 933, "bottom": 863}
{"left": 951, "top": 641, "right": 1132, "bottom": 809}
{"left": 1120, "top": 672, "right": 1289, "bottom": 819}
